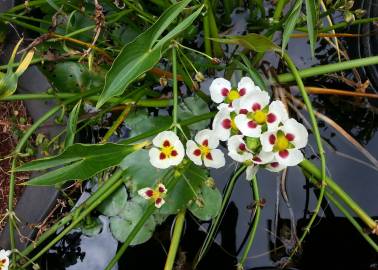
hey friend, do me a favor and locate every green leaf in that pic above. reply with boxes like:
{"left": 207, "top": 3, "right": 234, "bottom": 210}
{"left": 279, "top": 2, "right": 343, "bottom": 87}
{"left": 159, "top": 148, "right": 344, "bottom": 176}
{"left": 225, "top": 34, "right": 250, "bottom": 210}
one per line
{"left": 64, "top": 99, "right": 81, "bottom": 148}
{"left": 188, "top": 185, "right": 222, "bottom": 221}
{"left": 211, "top": 33, "right": 280, "bottom": 53}
{"left": 305, "top": 0, "right": 317, "bottom": 57}
{"left": 17, "top": 143, "right": 142, "bottom": 186}
{"left": 178, "top": 96, "right": 210, "bottom": 130}
{"left": 282, "top": 0, "right": 303, "bottom": 52}
{"left": 81, "top": 216, "right": 103, "bottom": 237}
{"left": 98, "top": 185, "right": 128, "bottom": 217}
{"left": 96, "top": 0, "right": 202, "bottom": 108}
{"left": 110, "top": 201, "right": 156, "bottom": 245}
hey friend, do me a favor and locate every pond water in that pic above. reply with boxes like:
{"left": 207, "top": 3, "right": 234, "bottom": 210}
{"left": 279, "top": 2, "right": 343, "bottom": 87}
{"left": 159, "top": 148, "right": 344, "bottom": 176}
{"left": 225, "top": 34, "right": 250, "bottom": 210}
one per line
{"left": 36, "top": 6, "right": 378, "bottom": 270}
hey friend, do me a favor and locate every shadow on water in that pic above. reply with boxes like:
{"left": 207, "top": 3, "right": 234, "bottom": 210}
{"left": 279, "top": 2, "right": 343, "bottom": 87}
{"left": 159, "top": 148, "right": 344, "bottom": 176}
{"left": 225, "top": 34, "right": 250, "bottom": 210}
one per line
{"left": 37, "top": 4, "right": 378, "bottom": 270}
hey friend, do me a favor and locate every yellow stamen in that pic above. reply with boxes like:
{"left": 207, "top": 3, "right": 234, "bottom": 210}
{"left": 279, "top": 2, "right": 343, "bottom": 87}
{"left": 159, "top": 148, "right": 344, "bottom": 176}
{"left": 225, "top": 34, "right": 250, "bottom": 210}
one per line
{"left": 199, "top": 145, "right": 210, "bottom": 156}
{"left": 254, "top": 110, "right": 267, "bottom": 124}
{"left": 227, "top": 89, "right": 240, "bottom": 102}
{"left": 276, "top": 136, "right": 289, "bottom": 151}
{"left": 231, "top": 117, "right": 237, "bottom": 130}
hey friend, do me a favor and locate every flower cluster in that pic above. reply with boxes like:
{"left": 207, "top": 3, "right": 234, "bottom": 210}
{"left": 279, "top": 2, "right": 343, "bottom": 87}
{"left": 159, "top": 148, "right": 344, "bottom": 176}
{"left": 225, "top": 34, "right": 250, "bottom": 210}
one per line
{"left": 0, "top": 250, "right": 11, "bottom": 270}
{"left": 141, "top": 77, "right": 308, "bottom": 207}
{"left": 211, "top": 77, "right": 308, "bottom": 179}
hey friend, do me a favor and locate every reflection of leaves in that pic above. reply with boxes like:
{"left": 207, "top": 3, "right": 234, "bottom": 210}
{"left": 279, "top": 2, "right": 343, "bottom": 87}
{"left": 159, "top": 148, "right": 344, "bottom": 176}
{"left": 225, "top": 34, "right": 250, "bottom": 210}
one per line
{"left": 98, "top": 185, "right": 128, "bottom": 216}
{"left": 188, "top": 185, "right": 222, "bottom": 221}
{"left": 110, "top": 201, "right": 156, "bottom": 245}
{"left": 178, "top": 96, "right": 210, "bottom": 130}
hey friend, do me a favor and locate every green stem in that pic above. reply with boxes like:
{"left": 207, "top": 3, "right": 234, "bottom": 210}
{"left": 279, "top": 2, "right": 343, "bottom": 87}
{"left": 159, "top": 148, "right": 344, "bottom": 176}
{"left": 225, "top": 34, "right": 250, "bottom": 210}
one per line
{"left": 282, "top": 53, "right": 326, "bottom": 259}
{"left": 172, "top": 47, "right": 178, "bottom": 129}
{"left": 300, "top": 159, "right": 377, "bottom": 231}
{"left": 7, "top": 0, "right": 54, "bottom": 13}
{"left": 277, "top": 56, "right": 378, "bottom": 83}
{"left": 101, "top": 105, "right": 132, "bottom": 143}
{"left": 303, "top": 170, "right": 378, "bottom": 252}
{"left": 238, "top": 176, "right": 261, "bottom": 268}
{"left": 194, "top": 165, "right": 247, "bottom": 268}
{"left": 206, "top": 0, "right": 223, "bottom": 57}
{"left": 122, "top": 0, "right": 155, "bottom": 23}
{"left": 20, "top": 169, "right": 125, "bottom": 268}
{"left": 272, "top": 0, "right": 287, "bottom": 22}
{"left": 164, "top": 209, "right": 186, "bottom": 270}
{"left": 203, "top": 4, "right": 212, "bottom": 57}
{"left": 297, "top": 17, "right": 378, "bottom": 33}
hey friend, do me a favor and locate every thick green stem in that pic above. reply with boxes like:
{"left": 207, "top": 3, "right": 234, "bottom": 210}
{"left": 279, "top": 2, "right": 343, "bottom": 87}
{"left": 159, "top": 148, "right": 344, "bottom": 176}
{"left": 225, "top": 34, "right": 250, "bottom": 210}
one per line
{"left": 20, "top": 169, "right": 125, "bottom": 268}
{"left": 283, "top": 53, "right": 327, "bottom": 259}
{"left": 101, "top": 105, "right": 132, "bottom": 143}
{"left": 238, "top": 176, "right": 261, "bottom": 268}
{"left": 300, "top": 159, "right": 378, "bottom": 231}
{"left": 164, "top": 209, "right": 186, "bottom": 270}
{"left": 297, "top": 17, "right": 378, "bottom": 33}
{"left": 172, "top": 47, "right": 178, "bottom": 128}
{"left": 194, "top": 165, "right": 247, "bottom": 268}
{"left": 303, "top": 170, "right": 378, "bottom": 252}
{"left": 277, "top": 56, "right": 378, "bottom": 83}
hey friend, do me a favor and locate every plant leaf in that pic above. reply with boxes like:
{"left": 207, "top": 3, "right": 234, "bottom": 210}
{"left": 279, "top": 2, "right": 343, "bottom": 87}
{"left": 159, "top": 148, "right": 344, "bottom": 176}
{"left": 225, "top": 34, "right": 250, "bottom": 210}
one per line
{"left": 17, "top": 143, "right": 144, "bottom": 186}
{"left": 97, "top": 0, "right": 198, "bottom": 108}
{"left": 188, "top": 185, "right": 222, "bottom": 221}
{"left": 305, "top": 0, "right": 317, "bottom": 57}
{"left": 282, "top": 0, "right": 303, "bottom": 52}
{"left": 178, "top": 96, "right": 210, "bottom": 130}
{"left": 98, "top": 185, "right": 128, "bottom": 217}
{"left": 64, "top": 99, "right": 81, "bottom": 148}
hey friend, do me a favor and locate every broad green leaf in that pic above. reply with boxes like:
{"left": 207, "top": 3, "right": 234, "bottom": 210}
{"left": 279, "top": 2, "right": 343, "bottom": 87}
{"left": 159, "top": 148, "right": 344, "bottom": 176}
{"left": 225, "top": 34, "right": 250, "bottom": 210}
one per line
{"left": 110, "top": 201, "right": 156, "bottom": 245}
{"left": 97, "top": 0, "right": 202, "bottom": 108}
{"left": 188, "top": 185, "right": 222, "bottom": 221}
{"left": 282, "top": 0, "right": 303, "bottom": 52}
{"left": 211, "top": 33, "right": 280, "bottom": 53}
{"left": 178, "top": 96, "right": 210, "bottom": 130}
{"left": 64, "top": 99, "right": 82, "bottom": 148}
{"left": 17, "top": 143, "right": 146, "bottom": 186}
{"left": 305, "top": 0, "right": 317, "bottom": 57}
{"left": 81, "top": 216, "right": 103, "bottom": 237}
{"left": 98, "top": 185, "right": 128, "bottom": 217}
{"left": 120, "top": 150, "right": 167, "bottom": 192}
{"left": 124, "top": 110, "right": 171, "bottom": 139}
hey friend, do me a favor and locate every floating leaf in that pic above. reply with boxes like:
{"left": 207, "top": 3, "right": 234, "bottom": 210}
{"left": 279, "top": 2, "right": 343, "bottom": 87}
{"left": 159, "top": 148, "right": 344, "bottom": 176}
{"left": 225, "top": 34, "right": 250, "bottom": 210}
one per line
{"left": 282, "top": 0, "right": 303, "bottom": 52}
{"left": 178, "top": 96, "right": 210, "bottom": 130}
{"left": 98, "top": 185, "right": 128, "bottom": 217}
{"left": 188, "top": 185, "right": 222, "bottom": 221}
{"left": 17, "top": 143, "right": 147, "bottom": 186}
{"left": 97, "top": 1, "right": 203, "bottom": 108}
{"left": 110, "top": 201, "right": 156, "bottom": 245}
{"left": 81, "top": 216, "right": 103, "bottom": 237}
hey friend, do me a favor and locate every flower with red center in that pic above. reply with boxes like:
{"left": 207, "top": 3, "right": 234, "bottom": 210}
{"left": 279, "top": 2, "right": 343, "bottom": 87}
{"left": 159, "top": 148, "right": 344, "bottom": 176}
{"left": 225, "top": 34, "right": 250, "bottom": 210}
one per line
{"left": 149, "top": 131, "right": 184, "bottom": 169}
{"left": 265, "top": 160, "right": 287, "bottom": 172}
{"left": 186, "top": 129, "right": 225, "bottom": 168}
{"left": 260, "top": 118, "right": 308, "bottom": 166}
{"left": 234, "top": 91, "right": 288, "bottom": 138}
{"left": 209, "top": 77, "right": 261, "bottom": 108}
{"left": 0, "top": 250, "right": 10, "bottom": 270}
{"left": 227, "top": 135, "right": 253, "bottom": 162}
{"left": 212, "top": 106, "right": 238, "bottom": 141}
{"left": 138, "top": 183, "right": 167, "bottom": 208}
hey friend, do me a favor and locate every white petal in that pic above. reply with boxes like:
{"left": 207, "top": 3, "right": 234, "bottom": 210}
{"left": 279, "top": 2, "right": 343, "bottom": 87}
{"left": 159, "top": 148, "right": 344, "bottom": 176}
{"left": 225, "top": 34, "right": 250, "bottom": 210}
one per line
{"left": 253, "top": 150, "right": 274, "bottom": 164}
{"left": 237, "top": 77, "right": 258, "bottom": 96}
{"left": 138, "top": 187, "right": 154, "bottom": 200}
{"left": 203, "top": 149, "right": 225, "bottom": 168}
{"left": 217, "top": 103, "right": 234, "bottom": 112}
{"left": 194, "top": 129, "right": 219, "bottom": 148}
{"left": 238, "top": 90, "right": 270, "bottom": 113}
{"left": 267, "top": 100, "right": 288, "bottom": 130}
{"left": 186, "top": 140, "right": 203, "bottom": 166}
{"left": 275, "top": 149, "right": 304, "bottom": 166}
{"left": 155, "top": 198, "right": 165, "bottom": 208}
{"left": 227, "top": 135, "right": 253, "bottom": 162}
{"left": 282, "top": 118, "right": 308, "bottom": 149}
{"left": 209, "top": 78, "right": 231, "bottom": 103}
{"left": 157, "top": 183, "right": 167, "bottom": 194}
{"left": 212, "top": 108, "right": 231, "bottom": 141}
{"left": 246, "top": 165, "right": 259, "bottom": 180}
{"left": 260, "top": 131, "right": 276, "bottom": 152}
{"left": 149, "top": 147, "right": 170, "bottom": 169}
{"left": 265, "top": 161, "right": 286, "bottom": 172}
{"left": 235, "top": 114, "right": 262, "bottom": 138}
{"left": 167, "top": 145, "right": 185, "bottom": 167}
{"left": 152, "top": 131, "right": 180, "bottom": 147}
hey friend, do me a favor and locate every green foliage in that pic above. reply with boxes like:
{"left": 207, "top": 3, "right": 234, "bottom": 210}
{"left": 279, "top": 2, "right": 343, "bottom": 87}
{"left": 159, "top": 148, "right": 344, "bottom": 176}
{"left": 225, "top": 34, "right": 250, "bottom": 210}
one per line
{"left": 64, "top": 99, "right": 82, "bottom": 148}
{"left": 188, "top": 184, "right": 222, "bottom": 221}
{"left": 97, "top": 0, "right": 203, "bottom": 108}
{"left": 16, "top": 143, "right": 143, "bottom": 186}
{"left": 81, "top": 216, "right": 103, "bottom": 237}
{"left": 98, "top": 185, "right": 128, "bottom": 217}
{"left": 178, "top": 96, "right": 210, "bottom": 130}
{"left": 282, "top": 0, "right": 303, "bottom": 52}
{"left": 305, "top": 0, "right": 318, "bottom": 57}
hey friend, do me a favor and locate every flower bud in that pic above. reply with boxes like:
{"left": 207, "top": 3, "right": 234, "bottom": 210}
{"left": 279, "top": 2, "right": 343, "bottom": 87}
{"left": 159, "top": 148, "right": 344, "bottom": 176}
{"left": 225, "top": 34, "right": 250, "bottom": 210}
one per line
{"left": 195, "top": 72, "right": 205, "bottom": 82}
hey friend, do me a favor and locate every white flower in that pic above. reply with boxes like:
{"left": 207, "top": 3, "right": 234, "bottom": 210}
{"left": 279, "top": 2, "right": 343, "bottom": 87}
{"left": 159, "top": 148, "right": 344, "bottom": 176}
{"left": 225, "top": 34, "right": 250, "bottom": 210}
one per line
{"left": 212, "top": 106, "right": 238, "bottom": 141}
{"left": 186, "top": 129, "right": 225, "bottom": 168}
{"left": 149, "top": 131, "right": 185, "bottom": 169}
{"left": 0, "top": 250, "right": 11, "bottom": 270}
{"left": 260, "top": 118, "right": 308, "bottom": 167}
{"left": 227, "top": 135, "right": 253, "bottom": 162}
{"left": 234, "top": 91, "right": 288, "bottom": 138}
{"left": 138, "top": 183, "right": 167, "bottom": 208}
{"left": 246, "top": 164, "right": 259, "bottom": 180}
{"left": 209, "top": 77, "right": 261, "bottom": 107}
{"left": 265, "top": 160, "right": 287, "bottom": 172}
